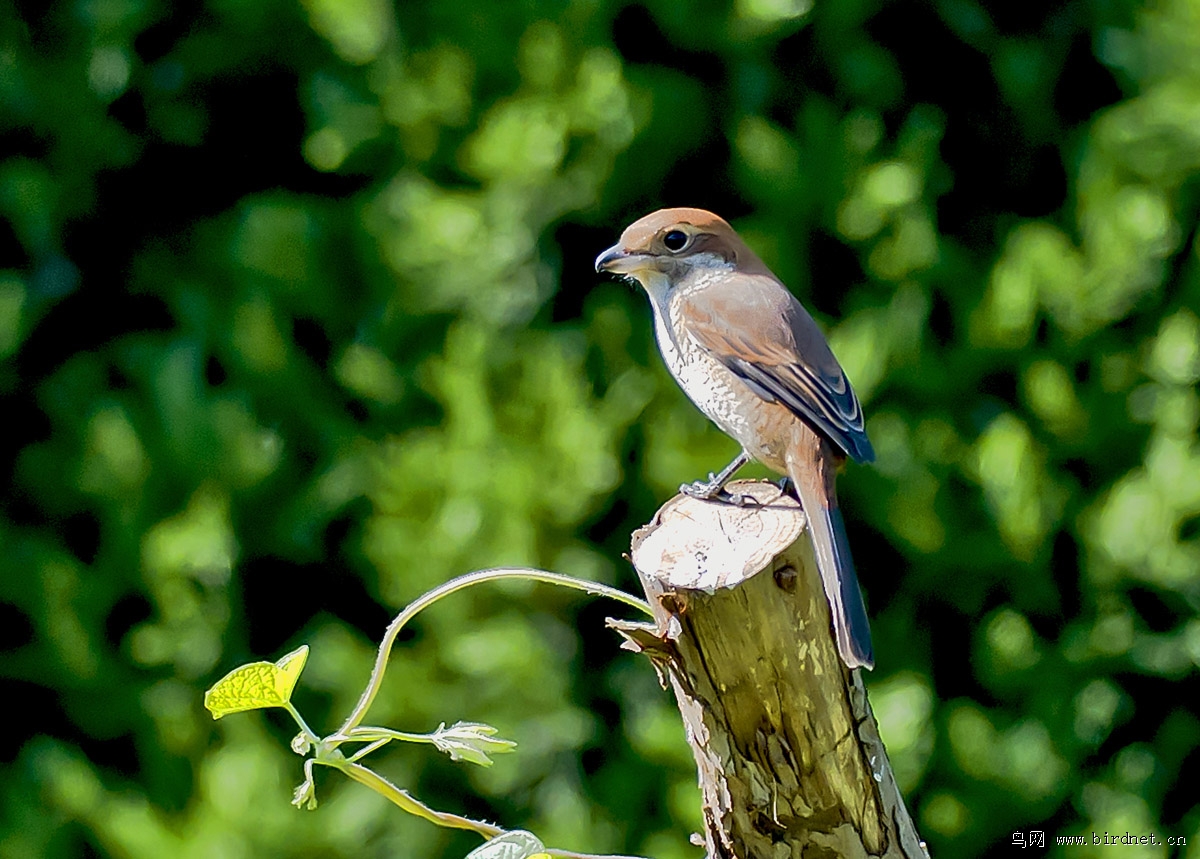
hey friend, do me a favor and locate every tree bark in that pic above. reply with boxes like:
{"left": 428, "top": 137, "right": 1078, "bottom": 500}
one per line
{"left": 611, "top": 480, "right": 928, "bottom": 859}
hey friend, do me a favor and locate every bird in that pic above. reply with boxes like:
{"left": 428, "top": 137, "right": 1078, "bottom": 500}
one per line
{"left": 595, "top": 208, "right": 875, "bottom": 670}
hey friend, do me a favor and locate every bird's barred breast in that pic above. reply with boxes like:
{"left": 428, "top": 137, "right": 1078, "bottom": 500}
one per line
{"left": 652, "top": 300, "right": 792, "bottom": 474}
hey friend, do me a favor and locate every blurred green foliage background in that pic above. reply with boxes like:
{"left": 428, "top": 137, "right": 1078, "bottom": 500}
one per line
{"left": 2, "top": 0, "right": 1199, "bottom": 856}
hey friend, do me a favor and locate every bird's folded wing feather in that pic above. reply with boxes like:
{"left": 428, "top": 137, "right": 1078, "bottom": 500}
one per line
{"left": 675, "top": 276, "right": 875, "bottom": 463}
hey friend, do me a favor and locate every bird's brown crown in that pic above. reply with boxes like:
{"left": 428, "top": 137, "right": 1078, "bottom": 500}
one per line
{"left": 615, "top": 208, "right": 769, "bottom": 274}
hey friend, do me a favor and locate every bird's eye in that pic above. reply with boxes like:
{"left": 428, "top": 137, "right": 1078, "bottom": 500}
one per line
{"left": 662, "top": 230, "right": 688, "bottom": 252}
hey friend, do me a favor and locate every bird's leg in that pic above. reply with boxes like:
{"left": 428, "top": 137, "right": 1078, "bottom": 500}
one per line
{"left": 681, "top": 450, "right": 753, "bottom": 505}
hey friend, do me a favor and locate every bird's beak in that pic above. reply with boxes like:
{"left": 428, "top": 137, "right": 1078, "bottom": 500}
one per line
{"left": 594, "top": 244, "right": 649, "bottom": 275}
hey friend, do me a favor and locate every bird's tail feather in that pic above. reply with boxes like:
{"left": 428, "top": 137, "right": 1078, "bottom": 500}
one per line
{"left": 791, "top": 477, "right": 875, "bottom": 670}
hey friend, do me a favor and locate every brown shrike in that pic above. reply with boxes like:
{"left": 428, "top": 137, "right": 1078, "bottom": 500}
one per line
{"left": 596, "top": 208, "right": 875, "bottom": 670}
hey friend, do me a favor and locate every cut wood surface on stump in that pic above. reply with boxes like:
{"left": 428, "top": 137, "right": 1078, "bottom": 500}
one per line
{"left": 611, "top": 480, "right": 928, "bottom": 859}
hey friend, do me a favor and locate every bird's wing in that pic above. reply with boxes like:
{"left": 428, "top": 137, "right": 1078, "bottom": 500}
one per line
{"left": 675, "top": 275, "right": 875, "bottom": 463}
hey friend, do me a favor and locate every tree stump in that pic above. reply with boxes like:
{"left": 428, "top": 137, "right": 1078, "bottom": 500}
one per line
{"left": 611, "top": 480, "right": 928, "bottom": 859}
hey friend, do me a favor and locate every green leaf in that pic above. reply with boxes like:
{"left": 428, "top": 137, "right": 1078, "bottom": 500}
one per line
{"left": 465, "top": 831, "right": 545, "bottom": 859}
{"left": 203, "top": 645, "right": 310, "bottom": 719}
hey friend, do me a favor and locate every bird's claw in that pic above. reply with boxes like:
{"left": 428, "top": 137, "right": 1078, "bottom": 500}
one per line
{"left": 680, "top": 478, "right": 760, "bottom": 508}
{"left": 680, "top": 475, "right": 724, "bottom": 501}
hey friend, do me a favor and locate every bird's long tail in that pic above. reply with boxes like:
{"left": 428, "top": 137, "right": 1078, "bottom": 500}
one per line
{"left": 788, "top": 437, "right": 875, "bottom": 670}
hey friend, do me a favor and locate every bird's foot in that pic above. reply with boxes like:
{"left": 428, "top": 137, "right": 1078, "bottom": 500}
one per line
{"left": 680, "top": 474, "right": 725, "bottom": 501}
{"left": 680, "top": 477, "right": 760, "bottom": 508}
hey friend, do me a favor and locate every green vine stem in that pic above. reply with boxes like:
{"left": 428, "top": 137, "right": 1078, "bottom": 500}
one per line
{"left": 326, "top": 759, "right": 651, "bottom": 858}
{"left": 338, "top": 761, "right": 504, "bottom": 836}
{"left": 335, "top": 567, "right": 653, "bottom": 740}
